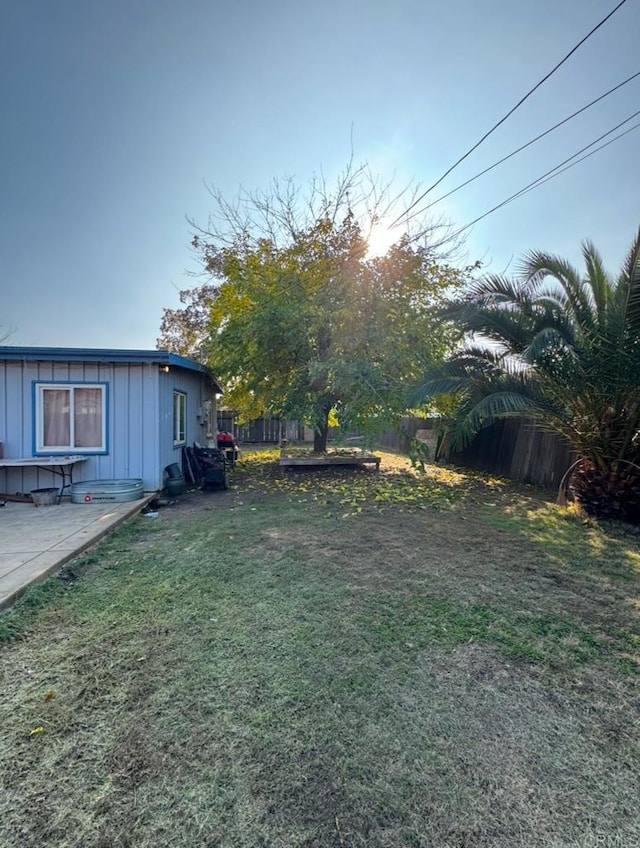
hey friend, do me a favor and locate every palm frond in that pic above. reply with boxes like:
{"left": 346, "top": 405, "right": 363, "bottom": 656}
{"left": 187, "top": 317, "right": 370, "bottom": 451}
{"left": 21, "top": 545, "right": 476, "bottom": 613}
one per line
{"left": 466, "top": 310, "right": 536, "bottom": 351}
{"left": 521, "top": 325, "right": 571, "bottom": 363}
{"left": 409, "top": 376, "right": 468, "bottom": 407}
{"left": 448, "top": 391, "right": 539, "bottom": 450}
{"left": 444, "top": 301, "right": 539, "bottom": 352}
{"left": 459, "top": 344, "right": 508, "bottom": 363}
{"left": 467, "top": 274, "right": 530, "bottom": 306}
{"left": 518, "top": 250, "right": 595, "bottom": 332}
{"left": 616, "top": 225, "right": 640, "bottom": 333}
{"left": 581, "top": 240, "right": 612, "bottom": 327}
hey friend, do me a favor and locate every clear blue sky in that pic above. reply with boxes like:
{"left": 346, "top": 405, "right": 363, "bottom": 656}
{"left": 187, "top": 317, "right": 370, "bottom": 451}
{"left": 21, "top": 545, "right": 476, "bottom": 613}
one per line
{"left": 2, "top": 0, "right": 638, "bottom": 349}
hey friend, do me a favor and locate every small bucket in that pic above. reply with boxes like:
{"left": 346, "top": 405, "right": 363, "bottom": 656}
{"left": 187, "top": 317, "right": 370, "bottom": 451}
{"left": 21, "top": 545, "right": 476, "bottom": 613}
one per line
{"left": 165, "top": 462, "right": 183, "bottom": 479}
{"left": 31, "top": 487, "right": 59, "bottom": 507}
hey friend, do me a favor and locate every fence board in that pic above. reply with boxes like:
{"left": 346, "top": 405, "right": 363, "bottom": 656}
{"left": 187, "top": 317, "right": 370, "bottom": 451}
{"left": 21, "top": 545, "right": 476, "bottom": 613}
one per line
{"left": 448, "top": 418, "right": 575, "bottom": 489}
{"left": 217, "top": 413, "right": 301, "bottom": 443}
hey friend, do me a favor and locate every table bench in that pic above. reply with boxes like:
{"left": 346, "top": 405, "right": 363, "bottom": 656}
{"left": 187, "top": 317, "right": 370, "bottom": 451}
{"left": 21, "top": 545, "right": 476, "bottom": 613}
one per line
{"left": 0, "top": 456, "right": 88, "bottom": 503}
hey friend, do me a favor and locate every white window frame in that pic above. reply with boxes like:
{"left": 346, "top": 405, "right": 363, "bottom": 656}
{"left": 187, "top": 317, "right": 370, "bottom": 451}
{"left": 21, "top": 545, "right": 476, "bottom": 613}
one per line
{"left": 34, "top": 382, "right": 108, "bottom": 455}
{"left": 173, "top": 390, "right": 186, "bottom": 445}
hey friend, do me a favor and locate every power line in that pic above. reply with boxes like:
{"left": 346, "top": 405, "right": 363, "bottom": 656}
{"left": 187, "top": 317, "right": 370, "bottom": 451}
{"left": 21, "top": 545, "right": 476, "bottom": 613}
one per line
{"left": 390, "top": 0, "right": 629, "bottom": 227}
{"left": 454, "top": 114, "right": 640, "bottom": 236}
{"left": 401, "top": 70, "right": 640, "bottom": 224}
{"left": 511, "top": 122, "right": 640, "bottom": 201}
{"left": 451, "top": 113, "right": 640, "bottom": 238}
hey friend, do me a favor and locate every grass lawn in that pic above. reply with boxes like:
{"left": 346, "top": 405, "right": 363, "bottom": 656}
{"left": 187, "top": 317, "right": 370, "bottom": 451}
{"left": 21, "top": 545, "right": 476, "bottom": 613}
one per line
{"left": 1, "top": 448, "right": 639, "bottom": 847}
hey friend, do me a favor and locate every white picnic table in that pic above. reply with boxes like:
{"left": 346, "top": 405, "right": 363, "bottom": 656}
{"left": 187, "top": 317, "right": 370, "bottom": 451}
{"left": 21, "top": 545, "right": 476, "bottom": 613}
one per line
{"left": 0, "top": 455, "right": 88, "bottom": 503}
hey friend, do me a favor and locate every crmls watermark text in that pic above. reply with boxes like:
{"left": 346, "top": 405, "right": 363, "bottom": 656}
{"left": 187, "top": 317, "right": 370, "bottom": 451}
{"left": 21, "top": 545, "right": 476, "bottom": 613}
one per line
{"left": 577, "top": 836, "right": 631, "bottom": 848}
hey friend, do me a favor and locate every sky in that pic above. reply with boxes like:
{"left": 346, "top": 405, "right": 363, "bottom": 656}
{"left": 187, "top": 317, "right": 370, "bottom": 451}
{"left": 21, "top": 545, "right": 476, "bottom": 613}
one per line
{"left": 1, "top": 0, "right": 639, "bottom": 350}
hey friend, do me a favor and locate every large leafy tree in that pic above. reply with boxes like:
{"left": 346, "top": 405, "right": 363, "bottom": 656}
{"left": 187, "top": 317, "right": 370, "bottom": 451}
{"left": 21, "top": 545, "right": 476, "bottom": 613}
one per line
{"left": 414, "top": 229, "right": 640, "bottom": 520}
{"left": 157, "top": 284, "right": 218, "bottom": 359}
{"left": 161, "top": 164, "right": 471, "bottom": 451}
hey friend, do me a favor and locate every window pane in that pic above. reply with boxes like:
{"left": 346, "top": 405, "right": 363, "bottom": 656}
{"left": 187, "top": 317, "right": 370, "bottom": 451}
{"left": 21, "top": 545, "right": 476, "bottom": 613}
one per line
{"left": 74, "top": 388, "right": 103, "bottom": 448}
{"left": 174, "top": 392, "right": 186, "bottom": 442}
{"left": 43, "top": 389, "right": 70, "bottom": 447}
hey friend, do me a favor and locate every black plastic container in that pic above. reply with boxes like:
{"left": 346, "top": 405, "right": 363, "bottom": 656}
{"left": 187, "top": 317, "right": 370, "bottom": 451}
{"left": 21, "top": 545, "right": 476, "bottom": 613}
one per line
{"left": 165, "top": 475, "right": 185, "bottom": 496}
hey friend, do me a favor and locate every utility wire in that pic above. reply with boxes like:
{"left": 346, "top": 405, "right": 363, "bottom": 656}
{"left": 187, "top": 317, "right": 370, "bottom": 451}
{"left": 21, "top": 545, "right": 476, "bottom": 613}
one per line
{"left": 511, "top": 122, "right": 640, "bottom": 201}
{"left": 450, "top": 113, "right": 640, "bottom": 238}
{"left": 401, "top": 70, "right": 640, "bottom": 224}
{"left": 390, "top": 0, "right": 629, "bottom": 227}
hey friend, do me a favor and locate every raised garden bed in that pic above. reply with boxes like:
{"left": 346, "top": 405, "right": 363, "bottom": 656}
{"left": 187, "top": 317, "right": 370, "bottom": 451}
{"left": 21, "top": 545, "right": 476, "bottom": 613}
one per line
{"left": 279, "top": 449, "right": 381, "bottom": 471}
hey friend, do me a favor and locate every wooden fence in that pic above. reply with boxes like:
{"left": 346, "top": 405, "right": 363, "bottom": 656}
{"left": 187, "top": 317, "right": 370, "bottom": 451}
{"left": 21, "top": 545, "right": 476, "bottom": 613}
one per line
{"left": 370, "top": 416, "right": 574, "bottom": 489}
{"left": 217, "top": 413, "right": 305, "bottom": 443}
{"left": 374, "top": 417, "right": 438, "bottom": 454}
{"left": 217, "top": 413, "right": 282, "bottom": 443}
{"left": 445, "top": 418, "right": 575, "bottom": 489}
{"left": 370, "top": 415, "right": 573, "bottom": 489}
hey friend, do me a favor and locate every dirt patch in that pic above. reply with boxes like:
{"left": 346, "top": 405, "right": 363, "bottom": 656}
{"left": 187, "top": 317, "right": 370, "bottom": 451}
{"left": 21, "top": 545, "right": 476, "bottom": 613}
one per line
{"left": 108, "top": 726, "right": 165, "bottom": 788}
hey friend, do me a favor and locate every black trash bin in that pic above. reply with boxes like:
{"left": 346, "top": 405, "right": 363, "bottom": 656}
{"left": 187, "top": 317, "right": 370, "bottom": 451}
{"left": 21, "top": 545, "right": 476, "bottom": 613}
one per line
{"left": 164, "top": 463, "right": 185, "bottom": 496}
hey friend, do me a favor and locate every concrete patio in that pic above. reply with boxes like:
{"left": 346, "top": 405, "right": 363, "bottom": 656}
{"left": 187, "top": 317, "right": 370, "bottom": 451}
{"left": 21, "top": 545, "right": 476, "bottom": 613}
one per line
{"left": 0, "top": 495, "right": 155, "bottom": 610}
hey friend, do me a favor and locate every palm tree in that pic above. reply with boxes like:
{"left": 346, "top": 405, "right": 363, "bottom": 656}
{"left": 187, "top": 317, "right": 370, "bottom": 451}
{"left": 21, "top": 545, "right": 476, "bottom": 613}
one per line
{"left": 414, "top": 228, "right": 640, "bottom": 521}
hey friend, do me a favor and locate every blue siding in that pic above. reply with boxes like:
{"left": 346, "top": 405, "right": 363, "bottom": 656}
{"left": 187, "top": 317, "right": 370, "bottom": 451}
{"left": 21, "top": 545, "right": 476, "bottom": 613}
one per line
{"left": 0, "top": 360, "right": 162, "bottom": 493}
{"left": 158, "top": 368, "right": 216, "bottom": 477}
{"left": 0, "top": 356, "right": 216, "bottom": 494}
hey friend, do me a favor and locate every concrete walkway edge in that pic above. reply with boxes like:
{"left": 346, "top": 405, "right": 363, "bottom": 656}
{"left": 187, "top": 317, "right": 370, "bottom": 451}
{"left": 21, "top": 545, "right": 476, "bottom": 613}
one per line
{"left": 0, "top": 494, "right": 157, "bottom": 611}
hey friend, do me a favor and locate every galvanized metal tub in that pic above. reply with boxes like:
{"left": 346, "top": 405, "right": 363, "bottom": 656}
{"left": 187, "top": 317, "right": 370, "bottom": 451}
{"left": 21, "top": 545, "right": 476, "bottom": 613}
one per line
{"left": 71, "top": 479, "right": 144, "bottom": 504}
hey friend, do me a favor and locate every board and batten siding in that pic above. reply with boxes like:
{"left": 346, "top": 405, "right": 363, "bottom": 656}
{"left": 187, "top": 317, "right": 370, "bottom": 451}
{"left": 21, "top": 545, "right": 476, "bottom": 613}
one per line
{"left": 0, "top": 359, "right": 161, "bottom": 493}
{"left": 158, "top": 367, "right": 216, "bottom": 476}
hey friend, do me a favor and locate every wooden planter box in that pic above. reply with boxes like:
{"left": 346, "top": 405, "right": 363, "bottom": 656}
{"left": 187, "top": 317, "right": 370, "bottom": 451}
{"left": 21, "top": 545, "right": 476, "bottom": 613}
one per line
{"left": 279, "top": 452, "right": 381, "bottom": 471}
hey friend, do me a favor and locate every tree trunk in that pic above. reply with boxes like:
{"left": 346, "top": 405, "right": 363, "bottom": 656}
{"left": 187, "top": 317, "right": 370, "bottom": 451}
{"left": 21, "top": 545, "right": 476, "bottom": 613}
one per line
{"left": 569, "top": 458, "right": 640, "bottom": 523}
{"left": 313, "top": 406, "right": 331, "bottom": 452}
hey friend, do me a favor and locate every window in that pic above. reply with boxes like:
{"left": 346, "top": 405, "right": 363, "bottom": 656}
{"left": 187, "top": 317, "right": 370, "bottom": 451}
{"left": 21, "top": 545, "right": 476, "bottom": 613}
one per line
{"left": 35, "top": 383, "right": 107, "bottom": 454}
{"left": 173, "top": 391, "right": 186, "bottom": 445}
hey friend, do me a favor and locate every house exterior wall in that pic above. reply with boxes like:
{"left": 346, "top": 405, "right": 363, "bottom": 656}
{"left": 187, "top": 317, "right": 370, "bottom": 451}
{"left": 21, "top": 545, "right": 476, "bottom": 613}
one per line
{"left": 158, "top": 367, "right": 216, "bottom": 478}
{"left": 0, "top": 359, "right": 161, "bottom": 493}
